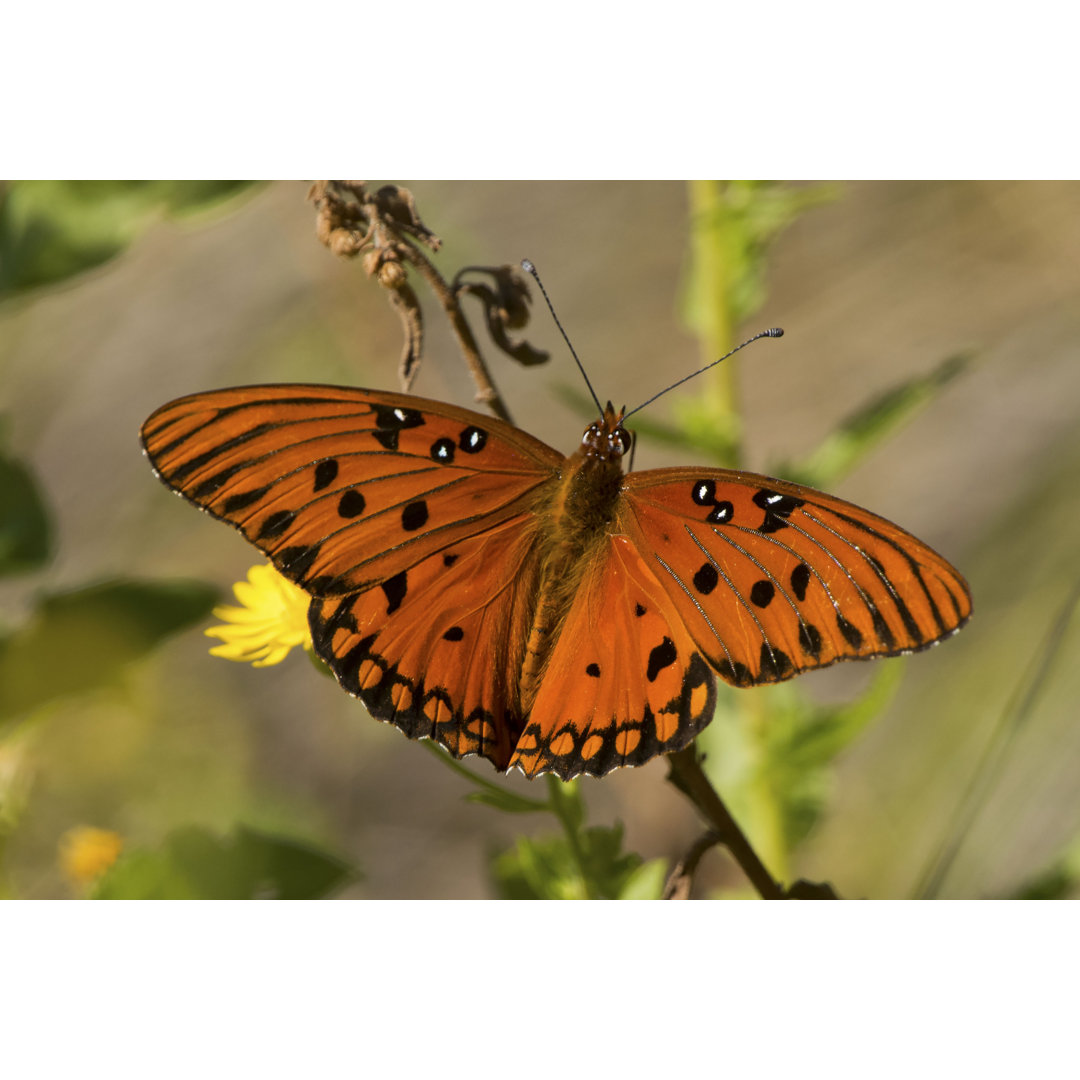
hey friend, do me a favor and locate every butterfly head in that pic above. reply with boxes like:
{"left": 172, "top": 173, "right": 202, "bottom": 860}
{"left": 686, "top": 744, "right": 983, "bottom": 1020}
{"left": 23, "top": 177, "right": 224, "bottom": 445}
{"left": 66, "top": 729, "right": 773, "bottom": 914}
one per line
{"left": 581, "top": 401, "right": 631, "bottom": 463}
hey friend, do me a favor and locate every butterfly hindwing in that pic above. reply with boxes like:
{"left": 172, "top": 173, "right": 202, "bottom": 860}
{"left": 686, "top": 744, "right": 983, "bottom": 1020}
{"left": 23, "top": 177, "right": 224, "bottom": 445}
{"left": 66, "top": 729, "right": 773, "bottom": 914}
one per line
{"left": 140, "top": 385, "right": 561, "bottom": 596}
{"left": 510, "top": 534, "right": 717, "bottom": 779}
{"left": 619, "top": 467, "right": 972, "bottom": 686}
{"left": 308, "top": 514, "right": 544, "bottom": 771}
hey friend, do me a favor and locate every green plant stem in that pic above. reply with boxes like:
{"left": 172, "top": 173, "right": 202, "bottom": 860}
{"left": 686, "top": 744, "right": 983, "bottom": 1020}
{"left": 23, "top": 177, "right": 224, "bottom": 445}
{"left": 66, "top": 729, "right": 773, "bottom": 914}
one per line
{"left": 420, "top": 741, "right": 548, "bottom": 811}
{"left": 687, "top": 180, "right": 740, "bottom": 462}
{"left": 742, "top": 690, "right": 791, "bottom": 882}
{"left": 545, "top": 776, "right": 593, "bottom": 899}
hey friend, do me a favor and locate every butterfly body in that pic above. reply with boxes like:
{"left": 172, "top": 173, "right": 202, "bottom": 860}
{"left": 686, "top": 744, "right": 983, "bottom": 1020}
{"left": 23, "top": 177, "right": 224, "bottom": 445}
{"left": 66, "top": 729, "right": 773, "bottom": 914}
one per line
{"left": 142, "top": 384, "right": 971, "bottom": 780}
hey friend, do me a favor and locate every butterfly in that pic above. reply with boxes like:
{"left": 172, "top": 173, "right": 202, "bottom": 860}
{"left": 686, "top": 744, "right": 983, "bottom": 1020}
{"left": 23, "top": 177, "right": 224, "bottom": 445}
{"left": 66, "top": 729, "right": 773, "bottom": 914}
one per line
{"left": 141, "top": 383, "right": 971, "bottom": 781}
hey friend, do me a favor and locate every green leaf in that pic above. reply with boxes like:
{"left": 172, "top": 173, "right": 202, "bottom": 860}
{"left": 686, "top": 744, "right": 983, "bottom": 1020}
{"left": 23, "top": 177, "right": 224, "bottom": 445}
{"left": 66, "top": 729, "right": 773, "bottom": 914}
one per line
{"left": 761, "top": 663, "right": 904, "bottom": 848}
{"left": 0, "top": 578, "right": 219, "bottom": 722}
{"left": 0, "top": 429, "right": 52, "bottom": 576}
{"left": 420, "top": 740, "right": 548, "bottom": 812}
{"left": 489, "top": 823, "right": 645, "bottom": 900}
{"left": 91, "top": 825, "right": 355, "bottom": 899}
{"left": 0, "top": 180, "right": 260, "bottom": 299}
{"left": 700, "top": 663, "right": 903, "bottom": 858}
{"left": 464, "top": 788, "right": 552, "bottom": 814}
{"left": 617, "top": 857, "right": 669, "bottom": 899}
{"left": 777, "top": 351, "right": 973, "bottom": 489}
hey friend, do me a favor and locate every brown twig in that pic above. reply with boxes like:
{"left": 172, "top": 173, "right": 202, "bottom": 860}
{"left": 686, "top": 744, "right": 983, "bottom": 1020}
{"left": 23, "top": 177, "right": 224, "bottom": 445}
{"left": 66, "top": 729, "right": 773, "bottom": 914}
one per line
{"left": 662, "top": 831, "right": 722, "bottom": 899}
{"left": 666, "top": 746, "right": 840, "bottom": 899}
{"left": 309, "top": 181, "right": 547, "bottom": 422}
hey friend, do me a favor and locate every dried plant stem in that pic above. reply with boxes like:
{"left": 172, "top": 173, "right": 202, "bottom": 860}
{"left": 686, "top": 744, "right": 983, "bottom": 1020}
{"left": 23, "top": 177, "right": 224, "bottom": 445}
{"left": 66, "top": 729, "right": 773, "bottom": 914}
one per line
{"left": 667, "top": 747, "right": 788, "bottom": 899}
{"left": 667, "top": 747, "right": 841, "bottom": 898}
{"left": 398, "top": 247, "right": 514, "bottom": 424}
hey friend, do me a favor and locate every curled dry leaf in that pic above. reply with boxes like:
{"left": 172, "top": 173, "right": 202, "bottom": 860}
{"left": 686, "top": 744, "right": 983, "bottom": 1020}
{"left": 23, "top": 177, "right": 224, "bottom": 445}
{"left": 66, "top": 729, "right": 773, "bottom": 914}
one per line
{"left": 454, "top": 265, "right": 549, "bottom": 368}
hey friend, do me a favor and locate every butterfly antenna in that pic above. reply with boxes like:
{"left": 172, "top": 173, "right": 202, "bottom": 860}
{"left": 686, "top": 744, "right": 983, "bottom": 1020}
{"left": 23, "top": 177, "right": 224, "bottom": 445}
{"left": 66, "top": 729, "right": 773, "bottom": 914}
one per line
{"left": 521, "top": 259, "right": 605, "bottom": 417}
{"left": 623, "top": 328, "right": 785, "bottom": 420}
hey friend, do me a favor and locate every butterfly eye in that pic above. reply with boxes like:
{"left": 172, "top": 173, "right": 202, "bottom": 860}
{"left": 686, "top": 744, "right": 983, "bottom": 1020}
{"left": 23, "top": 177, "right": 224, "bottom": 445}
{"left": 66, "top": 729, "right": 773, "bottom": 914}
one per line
{"left": 614, "top": 429, "right": 632, "bottom": 455}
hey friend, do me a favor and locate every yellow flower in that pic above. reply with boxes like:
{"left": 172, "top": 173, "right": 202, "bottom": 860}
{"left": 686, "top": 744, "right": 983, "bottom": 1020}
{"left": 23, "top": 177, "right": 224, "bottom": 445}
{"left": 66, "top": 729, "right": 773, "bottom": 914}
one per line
{"left": 60, "top": 826, "right": 124, "bottom": 885}
{"left": 205, "top": 563, "right": 312, "bottom": 666}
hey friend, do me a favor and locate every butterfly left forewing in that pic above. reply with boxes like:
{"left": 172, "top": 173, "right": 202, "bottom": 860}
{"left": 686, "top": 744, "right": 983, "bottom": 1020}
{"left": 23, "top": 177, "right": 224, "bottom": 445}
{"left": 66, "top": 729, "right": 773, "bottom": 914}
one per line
{"left": 141, "top": 385, "right": 562, "bottom": 595}
{"left": 619, "top": 467, "right": 971, "bottom": 686}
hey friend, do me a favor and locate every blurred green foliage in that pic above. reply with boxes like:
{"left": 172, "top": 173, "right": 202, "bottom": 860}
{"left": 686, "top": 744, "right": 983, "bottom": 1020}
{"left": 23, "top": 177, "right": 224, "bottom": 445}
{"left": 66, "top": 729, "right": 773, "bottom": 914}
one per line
{"left": 0, "top": 180, "right": 260, "bottom": 299}
{"left": 0, "top": 580, "right": 219, "bottom": 724}
{"left": 0, "top": 180, "right": 354, "bottom": 901}
{"left": 676, "top": 180, "right": 837, "bottom": 467}
{"left": 777, "top": 350, "right": 974, "bottom": 489}
{"left": 92, "top": 825, "right": 354, "bottom": 900}
{"left": 0, "top": 421, "right": 52, "bottom": 576}
{"left": 491, "top": 824, "right": 666, "bottom": 900}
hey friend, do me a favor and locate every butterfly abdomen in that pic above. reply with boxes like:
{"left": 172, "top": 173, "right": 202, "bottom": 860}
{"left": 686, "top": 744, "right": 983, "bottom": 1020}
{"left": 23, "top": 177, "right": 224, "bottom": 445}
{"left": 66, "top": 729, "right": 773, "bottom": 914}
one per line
{"left": 517, "top": 447, "right": 627, "bottom": 713}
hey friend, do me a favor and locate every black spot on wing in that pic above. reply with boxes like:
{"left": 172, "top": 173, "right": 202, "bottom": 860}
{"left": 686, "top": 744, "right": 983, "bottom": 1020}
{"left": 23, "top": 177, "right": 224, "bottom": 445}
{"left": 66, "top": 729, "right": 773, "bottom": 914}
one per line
{"left": 222, "top": 485, "right": 270, "bottom": 515}
{"left": 690, "top": 478, "right": 734, "bottom": 523}
{"left": 276, "top": 544, "right": 321, "bottom": 580}
{"left": 790, "top": 562, "right": 811, "bottom": 602}
{"left": 313, "top": 459, "right": 339, "bottom": 492}
{"left": 430, "top": 437, "right": 456, "bottom": 463}
{"left": 337, "top": 489, "right": 366, "bottom": 518}
{"left": 372, "top": 405, "right": 424, "bottom": 451}
{"left": 759, "top": 642, "right": 793, "bottom": 680}
{"left": 458, "top": 426, "right": 487, "bottom": 454}
{"left": 753, "top": 488, "right": 805, "bottom": 533}
{"left": 646, "top": 637, "right": 678, "bottom": 682}
{"left": 749, "top": 580, "right": 775, "bottom": 608}
{"left": 693, "top": 563, "right": 719, "bottom": 595}
{"left": 836, "top": 614, "right": 863, "bottom": 649}
{"left": 586, "top": 663, "right": 601, "bottom": 678}
{"left": 195, "top": 466, "right": 245, "bottom": 500}
{"left": 442, "top": 626, "right": 464, "bottom": 642}
{"left": 401, "top": 500, "right": 429, "bottom": 531}
{"left": 716, "top": 657, "right": 753, "bottom": 687}
{"left": 381, "top": 570, "right": 408, "bottom": 615}
{"left": 258, "top": 509, "right": 296, "bottom": 540}
{"left": 870, "top": 605, "right": 896, "bottom": 651}
{"left": 798, "top": 621, "right": 823, "bottom": 658}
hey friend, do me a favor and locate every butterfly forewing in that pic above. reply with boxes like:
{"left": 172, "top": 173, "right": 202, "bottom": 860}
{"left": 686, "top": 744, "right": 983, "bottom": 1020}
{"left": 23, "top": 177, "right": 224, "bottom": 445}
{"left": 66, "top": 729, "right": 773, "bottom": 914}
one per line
{"left": 141, "top": 385, "right": 562, "bottom": 595}
{"left": 619, "top": 467, "right": 971, "bottom": 686}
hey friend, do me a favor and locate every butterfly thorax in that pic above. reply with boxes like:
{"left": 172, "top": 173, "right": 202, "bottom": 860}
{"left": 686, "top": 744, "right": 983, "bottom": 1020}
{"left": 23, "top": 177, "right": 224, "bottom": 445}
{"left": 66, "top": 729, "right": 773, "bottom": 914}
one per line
{"left": 517, "top": 405, "right": 630, "bottom": 713}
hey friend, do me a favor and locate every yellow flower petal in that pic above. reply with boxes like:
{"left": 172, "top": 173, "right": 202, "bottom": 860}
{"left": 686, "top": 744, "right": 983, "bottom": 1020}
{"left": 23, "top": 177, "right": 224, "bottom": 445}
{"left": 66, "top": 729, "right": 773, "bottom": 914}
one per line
{"left": 205, "top": 564, "right": 313, "bottom": 667}
{"left": 60, "top": 826, "right": 124, "bottom": 885}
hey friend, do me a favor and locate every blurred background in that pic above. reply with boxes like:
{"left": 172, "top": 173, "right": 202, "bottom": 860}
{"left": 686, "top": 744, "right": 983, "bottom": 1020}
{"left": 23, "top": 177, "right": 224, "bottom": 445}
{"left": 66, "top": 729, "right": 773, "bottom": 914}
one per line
{"left": 1, "top": 180, "right": 1078, "bottom": 898}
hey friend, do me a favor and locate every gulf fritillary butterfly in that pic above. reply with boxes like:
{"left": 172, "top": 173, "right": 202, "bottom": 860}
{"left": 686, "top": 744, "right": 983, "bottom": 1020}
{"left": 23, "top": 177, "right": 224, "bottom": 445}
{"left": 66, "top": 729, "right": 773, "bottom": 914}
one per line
{"left": 141, "top": 380, "right": 971, "bottom": 780}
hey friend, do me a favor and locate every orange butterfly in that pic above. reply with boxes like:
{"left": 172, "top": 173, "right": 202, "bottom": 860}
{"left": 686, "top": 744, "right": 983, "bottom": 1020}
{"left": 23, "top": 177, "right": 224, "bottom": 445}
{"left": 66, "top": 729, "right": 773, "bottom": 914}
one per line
{"left": 141, "top": 380, "right": 971, "bottom": 781}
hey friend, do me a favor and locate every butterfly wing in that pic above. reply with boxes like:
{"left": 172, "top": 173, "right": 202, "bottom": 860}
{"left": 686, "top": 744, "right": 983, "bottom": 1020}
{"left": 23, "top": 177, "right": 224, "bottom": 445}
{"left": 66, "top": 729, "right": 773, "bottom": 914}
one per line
{"left": 309, "top": 514, "right": 545, "bottom": 771}
{"left": 618, "top": 467, "right": 972, "bottom": 686}
{"left": 141, "top": 385, "right": 562, "bottom": 596}
{"left": 507, "top": 533, "right": 716, "bottom": 779}
{"left": 142, "top": 384, "right": 566, "bottom": 773}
